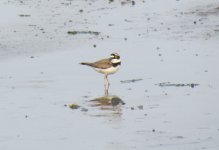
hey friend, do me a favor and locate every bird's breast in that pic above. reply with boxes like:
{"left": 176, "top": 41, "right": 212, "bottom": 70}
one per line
{"left": 94, "top": 65, "right": 120, "bottom": 75}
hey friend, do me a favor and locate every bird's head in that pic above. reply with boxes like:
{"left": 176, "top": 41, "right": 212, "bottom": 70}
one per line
{"left": 110, "top": 53, "right": 121, "bottom": 64}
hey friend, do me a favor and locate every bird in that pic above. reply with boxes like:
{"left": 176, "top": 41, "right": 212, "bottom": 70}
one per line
{"left": 80, "top": 53, "right": 121, "bottom": 95}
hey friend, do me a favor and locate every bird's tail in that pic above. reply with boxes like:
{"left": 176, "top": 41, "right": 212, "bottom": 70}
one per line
{"left": 80, "top": 62, "right": 92, "bottom": 66}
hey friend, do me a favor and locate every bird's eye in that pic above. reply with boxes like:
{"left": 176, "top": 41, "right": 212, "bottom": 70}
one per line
{"left": 116, "top": 55, "right": 120, "bottom": 59}
{"left": 111, "top": 53, "right": 120, "bottom": 59}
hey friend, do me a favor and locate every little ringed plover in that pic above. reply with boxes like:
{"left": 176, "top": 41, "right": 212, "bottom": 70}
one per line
{"left": 80, "top": 53, "right": 121, "bottom": 95}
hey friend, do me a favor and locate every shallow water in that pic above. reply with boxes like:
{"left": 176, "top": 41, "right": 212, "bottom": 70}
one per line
{"left": 0, "top": 0, "right": 219, "bottom": 150}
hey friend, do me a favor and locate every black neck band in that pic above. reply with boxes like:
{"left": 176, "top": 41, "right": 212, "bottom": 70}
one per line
{"left": 112, "top": 62, "right": 121, "bottom": 67}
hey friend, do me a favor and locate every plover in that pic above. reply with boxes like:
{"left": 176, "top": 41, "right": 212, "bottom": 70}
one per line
{"left": 80, "top": 53, "right": 121, "bottom": 95}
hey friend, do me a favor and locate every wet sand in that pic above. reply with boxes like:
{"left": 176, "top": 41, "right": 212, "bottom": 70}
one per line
{"left": 0, "top": 0, "right": 219, "bottom": 149}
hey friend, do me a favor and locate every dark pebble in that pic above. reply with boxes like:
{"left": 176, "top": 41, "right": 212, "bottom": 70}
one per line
{"left": 176, "top": 136, "right": 184, "bottom": 139}
{"left": 138, "top": 105, "right": 143, "bottom": 110}
{"left": 108, "top": 24, "right": 114, "bottom": 26}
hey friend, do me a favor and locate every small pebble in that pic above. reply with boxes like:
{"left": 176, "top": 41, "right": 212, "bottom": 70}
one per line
{"left": 175, "top": 136, "right": 184, "bottom": 139}
{"left": 137, "top": 105, "right": 143, "bottom": 110}
{"left": 108, "top": 24, "right": 114, "bottom": 26}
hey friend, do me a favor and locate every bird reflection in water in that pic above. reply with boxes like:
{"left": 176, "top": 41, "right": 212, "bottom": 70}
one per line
{"left": 88, "top": 95, "right": 125, "bottom": 117}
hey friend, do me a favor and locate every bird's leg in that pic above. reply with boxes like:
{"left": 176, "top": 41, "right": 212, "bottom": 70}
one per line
{"left": 104, "top": 74, "right": 110, "bottom": 96}
{"left": 106, "top": 74, "right": 110, "bottom": 90}
{"left": 104, "top": 74, "right": 108, "bottom": 96}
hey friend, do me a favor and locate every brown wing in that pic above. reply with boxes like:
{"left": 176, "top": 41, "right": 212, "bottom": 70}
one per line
{"left": 91, "top": 58, "right": 112, "bottom": 69}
